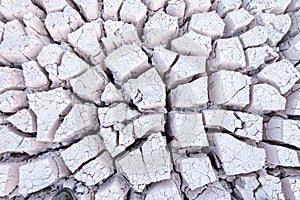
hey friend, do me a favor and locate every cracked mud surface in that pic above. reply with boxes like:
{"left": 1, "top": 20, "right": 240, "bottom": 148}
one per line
{"left": 1, "top": 0, "right": 300, "bottom": 199}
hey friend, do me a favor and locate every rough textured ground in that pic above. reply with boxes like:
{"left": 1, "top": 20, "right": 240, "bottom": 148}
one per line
{"left": 1, "top": 0, "right": 300, "bottom": 199}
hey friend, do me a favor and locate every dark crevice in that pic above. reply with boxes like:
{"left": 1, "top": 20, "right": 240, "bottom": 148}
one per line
{"left": 0, "top": 128, "right": 101, "bottom": 164}
{"left": 72, "top": 149, "right": 106, "bottom": 175}
{"left": 8, "top": 124, "right": 37, "bottom": 138}
{"left": 126, "top": 189, "right": 132, "bottom": 200}
{"left": 170, "top": 54, "right": 180, "bottom": 69}
{"left": 207, "top": 151, "right": 221, "bottom": 170}
{"left": 31, "top": 0, "right": 47, "bottom": 15}
{"left": 261, "top": 139, "right": 300, "bottom": 151}
{"left": 164, "top": 54, "right": 180, "bottom": 89}
{"left": 112, "top": 137, "right": 149, "bottom": 160}
{"left": 128, "top": 99, "right": 139, "bottom": 111}
{"left": 288, "top": 115, "right": 300, "bottom": 120}
{"left": 104, "top": 68, "right": 115, "bottom": 85}
{"left": 161, "top": 131, "right": 174, "bottom": 145}
{"left": 66, "top": 0, "right": 88, "bottom": 22}
{"left": 124, "top": 137, "right": 148, "bottom": 152}
{"left": 0, "top": 152, "right": 30, "bottom": 163}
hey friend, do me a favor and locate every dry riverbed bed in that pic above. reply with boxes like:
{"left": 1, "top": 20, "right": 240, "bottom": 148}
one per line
{"left": 1, "top": 0, "right": 300, "bottom": 199}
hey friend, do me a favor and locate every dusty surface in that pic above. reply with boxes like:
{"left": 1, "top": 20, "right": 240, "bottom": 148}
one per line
{"left": 1, "top": 0, "right": 300, "bottom": 199}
